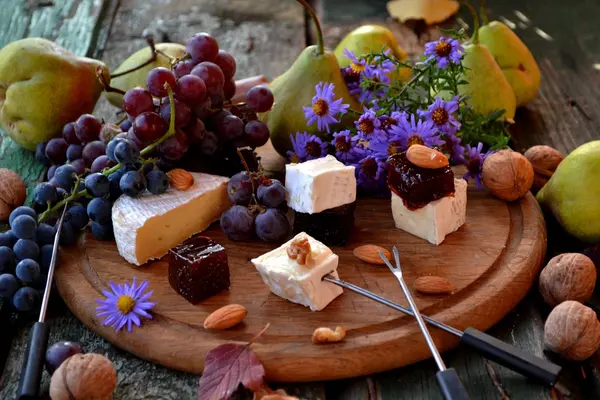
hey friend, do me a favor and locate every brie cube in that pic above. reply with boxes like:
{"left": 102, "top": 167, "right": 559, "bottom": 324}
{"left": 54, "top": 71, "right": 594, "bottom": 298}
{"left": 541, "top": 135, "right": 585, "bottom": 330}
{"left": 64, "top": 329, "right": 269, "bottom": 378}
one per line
{"left": 391, "top": 178, "right": 467, "bottom": 245}
{"left": 251, "top": 232, "right": 343, "bottom": 311}
{"left": 285, "top": 155, "right": 356, "bottom": 214}
{"left": 112, "top": 172, "right": 230, "bottom": 266}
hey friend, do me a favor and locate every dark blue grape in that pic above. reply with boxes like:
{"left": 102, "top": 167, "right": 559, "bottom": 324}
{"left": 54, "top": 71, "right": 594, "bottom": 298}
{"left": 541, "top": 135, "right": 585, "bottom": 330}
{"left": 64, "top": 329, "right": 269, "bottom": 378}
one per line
{"left": 108, "top": 169, "right": 124, "bottom": 200}
{"left": 34, "top": 183, "right": 58, "bottom": 205}
{"left": 226, "top": 172, "right": 253, "bottom": 205}
{"left": 9, "top": 207, "right": 37, "bottom": 227}
{"left": 11, "top": 215, "right": 37, "bottom": 240}
{"left": 16, "top": 259, "right": 40, "bottom": 283}
{"left": 45, "top": 341, "right": 83, "bottom": 374}
{"left": 0, "top": 246, "right": 16, "bottom": 273}
{"left": 13, "top": 239, "right": 39, "bottom": 261}
{"left": 13, "top": 287, "right": 39, "bottom": 312}
{"left": 47, "top": 165, "right": 58, "bottom": 180}
{"left": 54, "top": 164, "right": 77, "bottom": 191}
{"left": 57, "top": 221, "right": 77, "bottom": 246}
{"left": 56, "top": 187, "right": 68, "bottom": 199}
{"left": 146, "top": 170, "right": 169, "bottom": 195}
{"left": 87, "top": 198, "right": 112, "bottom": 225}
{"left": 35, "top": 142, "right": 51, "bottom": 166}
{"left": 39, "top": 245, "right": 56, "bottom": 273}
{"left": 0, "top": 274, "right": 19, "bottom": 298}
{"left": 36, "top": 223, "right": 56, "bottom": 246}
{"left": 120, "top": 119, "right": 132, "bottom": 132}
{"left": 220, "top": 205, "right": 255, "bottom": 240}
{"left": 91, "top": 222, "right": 114, "bottom": 240}
{"left": 84, "top": 173, "right": 110, "bottom": 197}
{"left": 114, "top": 140, "right": 140, "bottom": 164}
{"left": 66, "top": 205, "right": 89, "bottom": 230}
{"left": 120, "top": 171, "right": 146, "bottom": 197}
{"left": 105, "top": 138, "right": 124, "bottom": 163}
{"left": 66, "top": 144, "right": 83, "bottom": 161}
{"left": 0, "top": 231, "right": 18, "bottom": 248}
{"left": 257, "top": 180, "right": 286, "bottom": 208}
{"left": 255, "top": 208, "right": 290, "bottom": 242}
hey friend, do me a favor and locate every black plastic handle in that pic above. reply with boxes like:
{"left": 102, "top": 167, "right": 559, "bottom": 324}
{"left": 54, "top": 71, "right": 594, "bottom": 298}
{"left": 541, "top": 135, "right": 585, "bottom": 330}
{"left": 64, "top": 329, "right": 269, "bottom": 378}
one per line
{"left": 461, "top": 327, "right": 561, "bottom": 386}
{"left": 17, "top": 321, "right": 50, "bottom": 399}
{"left": 436, "top": 368, "right": 470, "bottom": 400}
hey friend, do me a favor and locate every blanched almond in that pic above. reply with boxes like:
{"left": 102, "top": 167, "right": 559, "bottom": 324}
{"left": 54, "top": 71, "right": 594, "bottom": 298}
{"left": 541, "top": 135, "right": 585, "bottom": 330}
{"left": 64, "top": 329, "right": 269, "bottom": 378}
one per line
{"left": 353, "top": 245, "right": 391, "bottom": 265}
{"left": 414, "top": 276, "right": 454, "bottom": 295}
{"left": 406, "top": 145, "right": 449, "bottom": 169}
{"left": 203, "top": 304, "right": 247, "bottom": 330}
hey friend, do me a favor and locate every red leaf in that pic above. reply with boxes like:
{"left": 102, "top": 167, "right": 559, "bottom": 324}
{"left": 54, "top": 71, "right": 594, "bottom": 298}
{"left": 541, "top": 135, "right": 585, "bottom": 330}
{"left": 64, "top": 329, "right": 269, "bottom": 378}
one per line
{"left": 198, "top": 343, "right": 265, "bottom": 400}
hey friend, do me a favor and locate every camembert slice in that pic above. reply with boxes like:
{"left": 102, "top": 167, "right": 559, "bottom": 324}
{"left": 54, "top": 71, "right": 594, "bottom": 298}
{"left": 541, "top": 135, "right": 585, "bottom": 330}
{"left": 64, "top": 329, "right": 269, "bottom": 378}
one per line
{"left": 112, "top": 172, "right": 230, "bottom": 266}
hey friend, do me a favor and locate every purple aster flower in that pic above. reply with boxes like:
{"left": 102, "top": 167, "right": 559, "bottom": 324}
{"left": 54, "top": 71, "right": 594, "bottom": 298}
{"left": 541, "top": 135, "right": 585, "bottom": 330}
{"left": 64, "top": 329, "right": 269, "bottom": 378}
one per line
{"left": 288, "top": 132, "right": 328, "bottom": 162}
{"left": 463, "top": 142, "right": 495, "bottom": 188}
{"left": 303, "top": 82, "right": 350, "bottom": 133}
{"left": 355, "top": 108, "right": 386, "bottom": 141}
{"left": 443, "top": 132, "right": 466, "bottom": 164}
{"left": 418, "top": 96, "right": 461, "bottom": 135}
{"left": 343, "top": 49, "right": 369, "bottom": 76}
{"left": 368, "top": 134, "right": 407, "bottom": 161}
{"left": 379, "top": 110, "right": 407, "bottom": 134}
{"left": 424, "top": 37, "right": 464, "bottom": 68}
{"left": 364, "top": 50, "right": 395, "bottom": 84}
{"left": 354, "top": 155, "right": 387, "bottom": 189}
{"left": 391, "top": 113, "right": 445, "bottom": 148}
{"left": 95, "top": 277, "right": 155, "bottom": 333}
{"left": 331, "top": 130, "right": 366, "bottom": 164}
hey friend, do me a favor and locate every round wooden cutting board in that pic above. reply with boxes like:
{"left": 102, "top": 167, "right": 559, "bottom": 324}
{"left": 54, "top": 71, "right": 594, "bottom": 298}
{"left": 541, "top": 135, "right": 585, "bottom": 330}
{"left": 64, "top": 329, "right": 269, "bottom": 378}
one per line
{"left": 55, "top": 187, "right": 546, "bottom": 382}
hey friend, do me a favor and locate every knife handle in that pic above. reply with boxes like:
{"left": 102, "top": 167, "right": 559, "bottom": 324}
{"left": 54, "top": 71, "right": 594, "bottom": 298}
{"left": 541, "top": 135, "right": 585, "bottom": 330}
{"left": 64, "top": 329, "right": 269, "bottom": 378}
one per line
{"left": 17, "top": 321, "right": 49, "bottom": 399}
{"left": 436, "top": 368, "right": 470, "bottom": 400}
{"left": 461, "top": 327, "right": 561, "bottom": 386}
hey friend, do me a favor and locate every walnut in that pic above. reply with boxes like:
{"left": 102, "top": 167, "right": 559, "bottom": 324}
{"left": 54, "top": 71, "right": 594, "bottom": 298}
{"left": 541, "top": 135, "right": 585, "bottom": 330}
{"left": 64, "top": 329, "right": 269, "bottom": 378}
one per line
{"left": 49, "top": 353, "right": 117, "bottom": 400}
{"left": 524, "top": 145, "right": 564, "bottom": 192}
{"left": 544, "top": 301, "right": 600, "bottom": 361}
{"left": 0, "top": 168, "right": 26, "bottom": 220}
{"left": 286, "top": 236, "right": 312, "bottom": 265}
{"left": 482, "top": 150, "right": 534, "bottom": 201}
{"left": 539, "top": 253, "right": 597, "bottom": 307}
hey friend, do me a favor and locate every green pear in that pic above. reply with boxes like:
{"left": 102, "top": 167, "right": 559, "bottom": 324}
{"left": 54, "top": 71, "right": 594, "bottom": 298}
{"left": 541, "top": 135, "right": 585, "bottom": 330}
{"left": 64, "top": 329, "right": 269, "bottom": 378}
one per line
{"left": 0, "top": 38, "right": 109, "bottom": 151}
{"left": 536, "top": 141, "right": 600, "bottom": 243}
{"left": 106, "top": 43, "right": 186, "bottom": 108}
{"left": 334, "top": 25, "right": 411, "bottom": 84}
{"left": 479, "top": 21, "right": 541, "bottom": 107}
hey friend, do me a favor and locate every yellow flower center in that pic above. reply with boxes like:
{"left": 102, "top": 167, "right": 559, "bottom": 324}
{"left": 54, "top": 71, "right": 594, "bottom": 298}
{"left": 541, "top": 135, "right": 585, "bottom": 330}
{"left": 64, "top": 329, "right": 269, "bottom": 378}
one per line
{"left": 312, "top": 99, "right": 328, "bottom": 116}
{"left": 407, "top": 135, "right": 425, "bottom": 147}
{"left": 117, "top": 295, "right": 135, "bottom": 314}
{"left": 335, "top": 136, "right": 351, "bottom": 152}
{"left": 350, "top": 62, "right": 366, "bottom": 73}
{"left": 290, "top": 153, "right": 299, "bottom": 163}
{"left": 387, "top": 141, "right": 403, "bottom": 156}
{"left": 305, "top": 141, "right": 321, "bottom": 157}
{"left": 431, "top": 108, "right": 449, "bottom": 125}
{"left": 358, "top": 119, "right": 374, "bottom": 134}
{"left": 434, "top": 41, "right": 452, "bottom": 57}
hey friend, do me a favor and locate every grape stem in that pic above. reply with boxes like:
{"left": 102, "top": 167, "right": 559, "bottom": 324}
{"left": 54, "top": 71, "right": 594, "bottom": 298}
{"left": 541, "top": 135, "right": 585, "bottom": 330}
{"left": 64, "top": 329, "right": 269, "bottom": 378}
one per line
{"left": 295, "top": 0, "right": 324, "bottom": 55}
{"left": 110, "top": 36, "right": 158, "bottom": 79}
{"left": 38, "top": 84, "right": 178, "bottom": 224}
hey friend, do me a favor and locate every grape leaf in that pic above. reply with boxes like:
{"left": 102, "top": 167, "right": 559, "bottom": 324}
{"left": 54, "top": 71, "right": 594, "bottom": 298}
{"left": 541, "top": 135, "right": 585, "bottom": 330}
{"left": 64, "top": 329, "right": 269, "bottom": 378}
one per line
{"left": 198, "top": 343, "right": 265, "bottom": 400}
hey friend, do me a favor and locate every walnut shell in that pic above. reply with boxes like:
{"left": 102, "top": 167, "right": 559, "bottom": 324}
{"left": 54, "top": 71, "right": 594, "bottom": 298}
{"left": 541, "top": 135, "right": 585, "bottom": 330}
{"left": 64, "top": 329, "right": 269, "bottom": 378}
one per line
{"left": 0, "top": 168, "right": 26, "bottom": 220}
{"left": 539, "top": 253, "right": 597, "bottom": 307}
{"left": 544, "top": 301, "right": 600, "bottom": 361}
{"left": 482, "top": 150, "right": 534, "bottom": 201}
{"left": 524, "top": 145, "right": 564, "bottom": 192}
{"left": 49, "top": 353, "right": 117, "bottom": 400}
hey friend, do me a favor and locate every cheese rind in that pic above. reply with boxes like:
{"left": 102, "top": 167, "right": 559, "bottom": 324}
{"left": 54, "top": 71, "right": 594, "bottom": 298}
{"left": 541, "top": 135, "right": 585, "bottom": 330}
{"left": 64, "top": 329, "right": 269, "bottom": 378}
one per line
{"left": 112, "top": 172, "right": 230, "bottom": 266}
{"left": 251, "top": 232, "right": 343, "bottom": 311}
{"left": 285, "top": 155, "right": 356, "bottom": 214}
{"left": 391, "top": 178, "right": 467, "bottom": 245}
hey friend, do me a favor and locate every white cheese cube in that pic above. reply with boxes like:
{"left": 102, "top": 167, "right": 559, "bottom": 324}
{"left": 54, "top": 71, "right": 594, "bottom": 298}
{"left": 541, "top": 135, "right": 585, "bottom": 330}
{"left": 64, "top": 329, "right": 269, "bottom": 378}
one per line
{"left": 285, "top": 155, "right": 356, "bottom": 214}
{"left": 250, "top": 232, "right": 343, "bottom": 311}
{"left": 391, "top": 178, "right": 467, "bottom": 245}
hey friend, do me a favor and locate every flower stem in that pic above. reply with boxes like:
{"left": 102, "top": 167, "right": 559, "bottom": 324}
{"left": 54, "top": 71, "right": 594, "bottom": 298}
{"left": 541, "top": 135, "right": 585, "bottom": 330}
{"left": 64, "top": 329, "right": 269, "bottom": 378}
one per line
{"left": 295, "top": 0, "right": 324, "bottom": 55}
{"left": 461, "top": 0, "right": 480, "bottom": 44}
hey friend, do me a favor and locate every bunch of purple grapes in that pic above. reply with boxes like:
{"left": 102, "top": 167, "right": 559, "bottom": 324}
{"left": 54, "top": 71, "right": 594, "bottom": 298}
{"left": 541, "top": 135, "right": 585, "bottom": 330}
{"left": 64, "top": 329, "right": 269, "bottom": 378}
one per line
{"left": 220, "top": 172, "right": 290, "bottom": 242}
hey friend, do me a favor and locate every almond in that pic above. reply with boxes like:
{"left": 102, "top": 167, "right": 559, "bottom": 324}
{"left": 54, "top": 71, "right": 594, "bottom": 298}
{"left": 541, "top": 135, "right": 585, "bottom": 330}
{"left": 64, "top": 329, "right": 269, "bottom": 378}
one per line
{"left": 167, "top": 168, "right": 194, "bottom": 190}
{"left": 0, "top": 168, "right": 26, "bottom": 221}
{"left": 406, "top": 144, "right": 449, "bottom": 169}
{"left": 353, "top": 245, "right": 391, "bottom": 265}
{"left": 414, "top": 276, "right": 454, "bottom": 295}
{"left": 203, "top": 304, "right": 247, "bottom": 330}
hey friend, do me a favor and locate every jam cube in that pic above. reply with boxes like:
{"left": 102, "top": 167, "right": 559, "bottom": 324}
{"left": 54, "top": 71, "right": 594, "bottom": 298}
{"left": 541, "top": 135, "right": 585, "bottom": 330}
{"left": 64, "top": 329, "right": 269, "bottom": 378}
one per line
{"left": 292, "top": 202, "right": 356, "bottom": 246}
{"left": 168, "top": 236, "right": 230, "bottom": 304}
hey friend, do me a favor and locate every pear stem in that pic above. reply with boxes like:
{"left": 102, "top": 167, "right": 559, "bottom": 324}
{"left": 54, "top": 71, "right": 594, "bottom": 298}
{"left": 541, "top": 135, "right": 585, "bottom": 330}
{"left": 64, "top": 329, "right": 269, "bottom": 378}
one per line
{"left": 461, "top": 0, "right": 480, "bottom": 44}
{"left": 479, "top": 0, "right": 489, "bottom": 25}
{"left": 110, "top": 36, "right": 158, "bottom": 79}
{"left": 295, "top": 0, "right": 324, "bottom": 55}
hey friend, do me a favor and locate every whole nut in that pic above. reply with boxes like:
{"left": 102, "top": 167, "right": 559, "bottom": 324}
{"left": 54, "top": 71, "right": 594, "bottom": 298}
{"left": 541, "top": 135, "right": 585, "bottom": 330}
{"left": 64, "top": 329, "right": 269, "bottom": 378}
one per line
{"left": 539, "top": 253, "right": 597, "bottom": 307}
{"left": 414, "top": 276, "right": 454, "bottom": 295}
{"left": 406, "top": 144, "right": 449, "bottom": 169}
{"left": 0, "top": 168, "right": 26, "bottom": 220}
{"left": 353, "top": 245, "right": 391, "bottom": 265}
{"left": 167, "top": 168, "right": 194, "bottom": 190}
{"left": 49, "top": 353, "right": 117, "bottom": 400}
{"left": 312, "top": 326, "right": 346, "bottom": 344}
{"left": 524, "top": 145, "right": 564, "bottom": 192}
{"left": 544, "top": 301, "right": 600, "bottom": 361}
{"left": 482, "top": 150, "right": 534, "bottom": 201}
{"left": 203, "top": 304, "right": 247, "bottom": 330}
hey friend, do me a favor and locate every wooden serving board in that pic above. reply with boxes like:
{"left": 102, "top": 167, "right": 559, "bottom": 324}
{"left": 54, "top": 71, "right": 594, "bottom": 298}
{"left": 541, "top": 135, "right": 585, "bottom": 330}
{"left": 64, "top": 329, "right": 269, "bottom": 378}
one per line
{"left": 55, "top": 186, "right": 546, "bottom": 382}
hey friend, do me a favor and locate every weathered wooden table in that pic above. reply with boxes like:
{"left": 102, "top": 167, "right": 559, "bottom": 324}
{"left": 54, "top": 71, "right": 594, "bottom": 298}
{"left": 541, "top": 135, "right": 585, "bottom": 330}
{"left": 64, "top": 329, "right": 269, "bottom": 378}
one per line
{"left": 1, "top": 0, "right": 600, "bottom": 399}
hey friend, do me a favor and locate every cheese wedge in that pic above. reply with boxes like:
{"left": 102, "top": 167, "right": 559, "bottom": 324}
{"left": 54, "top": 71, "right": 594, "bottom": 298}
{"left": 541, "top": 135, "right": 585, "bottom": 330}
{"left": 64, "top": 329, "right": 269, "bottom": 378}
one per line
{"left": 112, "top": 172, "right": 230, "bottom": 266}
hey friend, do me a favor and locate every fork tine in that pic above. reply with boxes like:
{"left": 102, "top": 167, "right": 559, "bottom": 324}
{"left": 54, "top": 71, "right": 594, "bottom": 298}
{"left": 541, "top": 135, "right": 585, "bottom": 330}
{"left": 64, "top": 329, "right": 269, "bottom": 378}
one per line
{"left": 393, "top": 247, "right": 402, "bottom": 270}
{"left": 379, "top": 250, "right": 397, "bottom": 272}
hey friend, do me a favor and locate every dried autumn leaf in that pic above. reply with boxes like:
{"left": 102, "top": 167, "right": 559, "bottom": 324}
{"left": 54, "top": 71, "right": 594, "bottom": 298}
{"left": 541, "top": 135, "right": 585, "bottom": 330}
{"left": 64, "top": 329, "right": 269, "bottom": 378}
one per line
{"left": 198, "top": 343, "right": 265, "bottom": 400}
{"left": 387, "top": 0, "right": 459, "bottom": 25}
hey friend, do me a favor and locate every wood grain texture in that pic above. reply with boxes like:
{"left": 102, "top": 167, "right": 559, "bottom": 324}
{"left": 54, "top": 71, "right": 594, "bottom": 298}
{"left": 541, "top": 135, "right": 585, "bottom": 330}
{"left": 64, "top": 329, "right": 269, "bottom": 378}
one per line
{"left": 54, "top": 185, "right": 546, "bottom": 382}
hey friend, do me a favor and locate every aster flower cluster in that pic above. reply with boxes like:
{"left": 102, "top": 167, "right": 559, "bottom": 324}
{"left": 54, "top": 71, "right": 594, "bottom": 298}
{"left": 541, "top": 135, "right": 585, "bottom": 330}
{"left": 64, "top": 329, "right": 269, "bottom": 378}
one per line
{"left": 289, "top": 35, "right": 511, "bottom": 194}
